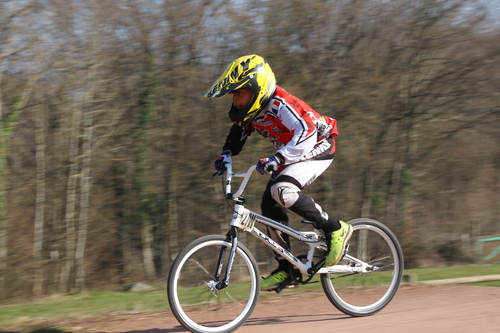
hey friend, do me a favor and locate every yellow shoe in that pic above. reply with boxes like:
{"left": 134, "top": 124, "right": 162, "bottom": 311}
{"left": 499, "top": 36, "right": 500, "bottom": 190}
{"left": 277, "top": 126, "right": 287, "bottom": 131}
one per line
{"left": 325, "top": 221, "right": 353, "bottom": 266}
{"left": 260, "top": 269, "right": 290, "bottom": 291}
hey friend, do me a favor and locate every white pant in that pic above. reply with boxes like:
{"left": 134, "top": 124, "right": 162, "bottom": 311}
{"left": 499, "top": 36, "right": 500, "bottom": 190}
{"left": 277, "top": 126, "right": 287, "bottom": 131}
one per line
{"left": 262, "top": 158, "right": 337, "bottom": 263}
{"left": 270, "top": 159, "right": 333, "bottom": 208}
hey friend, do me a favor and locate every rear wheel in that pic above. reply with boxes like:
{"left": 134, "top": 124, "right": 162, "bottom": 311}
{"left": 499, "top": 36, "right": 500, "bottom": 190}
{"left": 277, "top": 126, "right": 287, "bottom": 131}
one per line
{"left": 167, "top": 235, "right": 260, "bottom": 333}
{"left": 321, "top": 218, "right": 404, "bottom": 316}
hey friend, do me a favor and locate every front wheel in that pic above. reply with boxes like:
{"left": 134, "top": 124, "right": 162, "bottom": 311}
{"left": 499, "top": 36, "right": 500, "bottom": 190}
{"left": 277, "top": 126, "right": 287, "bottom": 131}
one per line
{"left": 321, "top": 218, "right": 404, "bottom": 317}
{"left": 167, "top": 235, "right": 260, "bottom": 333}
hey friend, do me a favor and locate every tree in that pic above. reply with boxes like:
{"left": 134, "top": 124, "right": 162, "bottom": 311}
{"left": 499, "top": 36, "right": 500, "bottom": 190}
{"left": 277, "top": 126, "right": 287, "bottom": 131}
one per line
{"left": 0, "top": 1, "right": 41, "bottom": 299}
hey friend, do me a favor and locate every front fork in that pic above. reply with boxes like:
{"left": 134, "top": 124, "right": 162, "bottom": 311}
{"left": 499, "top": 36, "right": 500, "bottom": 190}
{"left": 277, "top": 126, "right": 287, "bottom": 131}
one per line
{"left": 214, "top": 226, "right": 239, "bottom": 290}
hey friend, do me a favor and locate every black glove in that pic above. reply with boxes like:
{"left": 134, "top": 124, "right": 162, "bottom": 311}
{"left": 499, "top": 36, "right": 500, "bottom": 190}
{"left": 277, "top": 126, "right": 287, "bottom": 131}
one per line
{"left": 214, "top": 150, "right": 232, "bottom": 171}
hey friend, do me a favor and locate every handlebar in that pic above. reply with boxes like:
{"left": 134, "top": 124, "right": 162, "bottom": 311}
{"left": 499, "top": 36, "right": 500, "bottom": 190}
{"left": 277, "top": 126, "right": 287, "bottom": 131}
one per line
{"left": 224, "top": 163, "right": 257, "bottom": 200}
{"left": 214, "top": 162, "right": 278, "bottom": 200}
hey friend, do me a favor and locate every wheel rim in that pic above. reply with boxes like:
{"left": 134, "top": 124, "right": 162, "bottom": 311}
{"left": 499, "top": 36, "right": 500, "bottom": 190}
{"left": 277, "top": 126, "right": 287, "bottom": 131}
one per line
{"left": 323, "top": 222, "right": 403, "bottom": 315}
{"left": 169, "top": 239, "right": 259, "bottom": 332}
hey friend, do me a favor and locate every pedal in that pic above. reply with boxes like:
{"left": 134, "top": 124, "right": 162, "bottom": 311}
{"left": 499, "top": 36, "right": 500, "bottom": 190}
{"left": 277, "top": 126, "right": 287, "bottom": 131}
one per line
{"left": 270, "top": 280, "right": 297, "bottom": 293}
{"left": 285, "top": 283, "right": 300, "bottom": 289}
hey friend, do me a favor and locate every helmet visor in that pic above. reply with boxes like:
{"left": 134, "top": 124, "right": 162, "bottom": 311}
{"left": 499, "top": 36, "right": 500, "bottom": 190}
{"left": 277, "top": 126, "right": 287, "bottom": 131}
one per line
{"left": 204, "top": 77, "right": 250, "bottom": 98}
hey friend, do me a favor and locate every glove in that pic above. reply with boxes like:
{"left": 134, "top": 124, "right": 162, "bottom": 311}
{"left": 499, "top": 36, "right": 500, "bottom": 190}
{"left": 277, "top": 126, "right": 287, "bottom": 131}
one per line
{"left": 256, "top": 156, "right": 280, "bottom": 175}
{"left": 214, "top": 150, "right": 232, "bottom": 171}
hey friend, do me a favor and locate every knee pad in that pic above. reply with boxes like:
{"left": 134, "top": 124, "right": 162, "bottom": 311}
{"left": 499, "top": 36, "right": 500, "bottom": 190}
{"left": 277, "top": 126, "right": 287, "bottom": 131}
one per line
{"left": 270, "top": 182, "right": 300, "bottom": 208}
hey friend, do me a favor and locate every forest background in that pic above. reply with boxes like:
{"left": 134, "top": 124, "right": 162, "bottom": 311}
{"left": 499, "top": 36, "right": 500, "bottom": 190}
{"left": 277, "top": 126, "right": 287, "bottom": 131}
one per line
{"left": 1, "top": 0, "right": 499, "bottom": 303}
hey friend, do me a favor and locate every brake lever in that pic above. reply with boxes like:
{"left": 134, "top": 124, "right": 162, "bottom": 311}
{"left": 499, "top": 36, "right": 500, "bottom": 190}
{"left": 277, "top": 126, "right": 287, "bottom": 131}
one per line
{"left": 213, "top": 163, "right": 228, "bottom": 177}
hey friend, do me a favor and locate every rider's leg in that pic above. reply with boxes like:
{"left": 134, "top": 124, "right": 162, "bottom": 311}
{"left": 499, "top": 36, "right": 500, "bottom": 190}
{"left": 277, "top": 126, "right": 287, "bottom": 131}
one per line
{"left": 261, "top": 182, "right": 292, "bottom": 274}
{"left": 269, "top": 159, "right": 339, "bottom": 231}
{"left": 269, "top": 159, "right": 352, "bottom": 266}
{"left": 270, "top": 181, "right": 340, "bottom": 233}
{"left": 260, "top": 161, "right": 335, "bottom": 290}
{"left": 260, "top": 159, "right": 352, "bottom": 290}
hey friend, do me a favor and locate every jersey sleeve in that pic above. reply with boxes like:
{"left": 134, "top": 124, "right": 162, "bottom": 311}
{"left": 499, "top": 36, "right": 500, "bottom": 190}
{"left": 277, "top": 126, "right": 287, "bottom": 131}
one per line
{"left": 222, "top": 124, "right": 250, "bottom": 156}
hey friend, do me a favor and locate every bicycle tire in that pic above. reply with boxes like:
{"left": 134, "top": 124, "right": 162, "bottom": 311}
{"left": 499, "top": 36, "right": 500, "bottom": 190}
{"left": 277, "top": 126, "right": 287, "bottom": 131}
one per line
{"left": 167, "top": 235, "right": 260, "bottom": 333}
{"left": 320, "top": 218, "right": 404, "bottom": 317}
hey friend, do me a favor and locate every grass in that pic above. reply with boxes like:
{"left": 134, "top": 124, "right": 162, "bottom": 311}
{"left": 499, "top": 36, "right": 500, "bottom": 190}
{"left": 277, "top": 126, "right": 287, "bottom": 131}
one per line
{"left": 404, "top": 263, "right": 500, "bottom": 285}
{"left": 0, "top": 264, "right": 498, "bottom": 332}
{"left": 0, "top": 289, "right": 169, "bottom": 332}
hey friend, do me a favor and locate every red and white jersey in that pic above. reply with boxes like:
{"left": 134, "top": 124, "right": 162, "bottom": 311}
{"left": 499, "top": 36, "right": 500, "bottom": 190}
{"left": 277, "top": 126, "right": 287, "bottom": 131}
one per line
{"left": 252, "top": 86, "right": 337, "bottom": 164}
{"left": 223, "top": 86, "right": 338, "bottom": 164}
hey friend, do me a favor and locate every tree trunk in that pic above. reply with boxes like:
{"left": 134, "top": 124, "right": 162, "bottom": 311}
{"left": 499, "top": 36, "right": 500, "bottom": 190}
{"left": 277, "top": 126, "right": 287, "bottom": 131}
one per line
{"left": 60, "top": 100, "right": 81, "bottom": 294}
{"left": 168, "top": 169, "right": 179, "bottom": 263}
{"left": 33, "top": 100, "right": 46, "bottom": 298}
{"left": 360, "top": 168, "right": 374, "bottom": 218}
{"left": 0, "top": 59, "right": 7, "bottom": 302}
{"left": 386, "top": 123, "right": 404, "bottom": 222}
{"left": 75, "top": 106, "right": 93, "bottom": 292}
{"left": 141, "top": 218, "right": 156, "bottom": 280}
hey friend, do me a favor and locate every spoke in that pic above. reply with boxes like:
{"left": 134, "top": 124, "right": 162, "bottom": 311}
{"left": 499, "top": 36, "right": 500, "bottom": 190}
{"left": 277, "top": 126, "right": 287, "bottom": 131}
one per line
{"left": 374, "top": 263, "right": 395, "bottom": 272}
{"left": 329, "top": 272, "right": 359, "bottom": 280}
{"left": 188, "top": 258, "right": 212, "bottom": 276}
{"left": 223, "top": 290, "right": 246, "bottom": 306}
{"left": 210, "top": 289, "right": 220, "bottom": 298}
{"left": 367, "top": 255, "right": 391, "bottom": 264}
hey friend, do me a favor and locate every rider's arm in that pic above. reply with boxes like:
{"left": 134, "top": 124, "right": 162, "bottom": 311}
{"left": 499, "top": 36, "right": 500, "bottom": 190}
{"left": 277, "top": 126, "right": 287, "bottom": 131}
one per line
{"left": 222, "top": 124, "right": 250, "bottom": 156}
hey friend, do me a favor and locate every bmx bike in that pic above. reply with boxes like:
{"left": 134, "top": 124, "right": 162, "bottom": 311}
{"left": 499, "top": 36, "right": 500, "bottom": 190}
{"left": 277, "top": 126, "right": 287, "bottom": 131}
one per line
{"left": 167, "top": 163, "right": 404, "bottom": 333}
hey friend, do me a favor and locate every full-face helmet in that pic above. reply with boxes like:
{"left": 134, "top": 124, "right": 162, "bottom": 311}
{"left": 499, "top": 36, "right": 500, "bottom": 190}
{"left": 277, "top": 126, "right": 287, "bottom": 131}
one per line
{"left": 204, "top": 54, "right": 276, "bottom": 127}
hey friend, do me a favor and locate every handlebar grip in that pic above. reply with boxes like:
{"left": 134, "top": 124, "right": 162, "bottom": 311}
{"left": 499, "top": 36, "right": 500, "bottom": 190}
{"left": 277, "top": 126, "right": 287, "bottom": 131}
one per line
{"left": 213, "top": 163, "right": 230, "bottom": 177}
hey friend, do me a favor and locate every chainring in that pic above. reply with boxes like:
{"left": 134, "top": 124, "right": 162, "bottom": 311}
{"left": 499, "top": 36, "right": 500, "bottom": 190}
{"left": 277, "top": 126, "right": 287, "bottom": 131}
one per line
{"left": 289, "top": 254, "right": 315, "bottom": 284}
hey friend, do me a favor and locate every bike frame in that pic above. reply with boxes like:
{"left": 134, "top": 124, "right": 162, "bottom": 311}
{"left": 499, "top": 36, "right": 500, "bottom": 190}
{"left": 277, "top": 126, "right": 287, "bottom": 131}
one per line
{"left": 216, "top": 164, "right": 377, "bottom": 289}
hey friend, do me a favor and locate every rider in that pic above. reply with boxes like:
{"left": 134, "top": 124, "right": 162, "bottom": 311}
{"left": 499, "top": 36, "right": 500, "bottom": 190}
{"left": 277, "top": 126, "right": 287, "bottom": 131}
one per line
{"left": 205, "top": 54, "right": 353, "bottom": 291}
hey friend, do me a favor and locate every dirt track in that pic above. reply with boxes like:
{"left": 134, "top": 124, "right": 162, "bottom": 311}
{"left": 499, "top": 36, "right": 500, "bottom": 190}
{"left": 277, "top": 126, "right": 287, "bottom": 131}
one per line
{"left": 46, "top": 284, "right": 499, "bottom": 333}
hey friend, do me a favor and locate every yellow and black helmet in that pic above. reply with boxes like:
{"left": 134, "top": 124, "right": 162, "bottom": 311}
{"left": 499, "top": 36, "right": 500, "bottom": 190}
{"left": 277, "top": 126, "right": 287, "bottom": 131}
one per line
{"left": 204, "top": 54, "right": 276, "bottom": 127}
